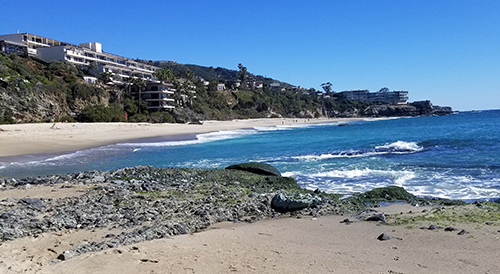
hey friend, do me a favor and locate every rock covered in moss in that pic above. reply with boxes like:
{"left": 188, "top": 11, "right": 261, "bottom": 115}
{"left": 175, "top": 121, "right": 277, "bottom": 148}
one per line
{"left": 226, "top": 162, "right": 281, "bottom": 176}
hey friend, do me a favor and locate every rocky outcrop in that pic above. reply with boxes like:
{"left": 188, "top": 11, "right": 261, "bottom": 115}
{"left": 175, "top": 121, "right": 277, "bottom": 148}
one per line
{"left": 0, "top": 166, "right": 335, "bottom": 260}
{"left": 0, "top": 166, "right": 466, "bottom": 261}
{"left": 363, "top": 101, "right": 453, "bottom": 117}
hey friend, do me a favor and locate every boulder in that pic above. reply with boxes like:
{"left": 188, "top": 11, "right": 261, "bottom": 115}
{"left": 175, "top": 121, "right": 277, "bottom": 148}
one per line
{"left": 377, "top": 233, "right": 391, "bottom": 241}
{"left": 226, "top": 162, "right": 281, "bottom": 176}
{"left": 366, "top": 213, "right": 386, "bottom": 223}
{"left": 271, "top": 193, "right": 321, "bottom": 212}
{"left": 20, "top": 198, "right": 45, "bottom": 209}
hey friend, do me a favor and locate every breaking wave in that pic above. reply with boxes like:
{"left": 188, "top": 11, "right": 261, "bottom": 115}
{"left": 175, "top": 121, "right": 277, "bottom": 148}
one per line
{"left": 292, "top": 141, "right": 422, "bottom": 161}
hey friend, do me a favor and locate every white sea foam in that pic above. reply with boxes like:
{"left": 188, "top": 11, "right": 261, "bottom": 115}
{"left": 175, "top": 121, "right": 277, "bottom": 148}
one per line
{"left": 253, "top": 126, "right": 292, "bottom": 131}
{"left": 375, "top": 140, "right": 422, "bottom": 153}
{"left": 294, "top": 166, "right": 500, "bottom": 200}
{"left": 291, "top": 141, "right": 422, "bottom": 162}
{"left": 118, "top": 129, "right": 258, "bottom": 148}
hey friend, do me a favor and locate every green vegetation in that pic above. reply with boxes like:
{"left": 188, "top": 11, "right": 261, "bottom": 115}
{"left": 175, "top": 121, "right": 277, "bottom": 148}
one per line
{"left": 1, "top": 53, "right": 384, "bottom": 124}
{"left": 387, "top": 202, "right": 500, "bottom": 227}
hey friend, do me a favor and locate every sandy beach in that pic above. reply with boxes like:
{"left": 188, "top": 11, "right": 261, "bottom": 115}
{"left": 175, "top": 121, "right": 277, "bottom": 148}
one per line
{"left": 0, "top": 195, "right": 498, "bottom": 274}
{"left": 0, "top": 118, "right": 359, "bottom": 157}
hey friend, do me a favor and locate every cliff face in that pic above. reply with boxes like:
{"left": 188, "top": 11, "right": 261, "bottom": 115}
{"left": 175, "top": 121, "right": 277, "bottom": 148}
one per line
{"left": 0, "top": 54, "right": 110, "bottom": 123}
{"left": 362, "top": 102, "right": 453, "bottom": 117}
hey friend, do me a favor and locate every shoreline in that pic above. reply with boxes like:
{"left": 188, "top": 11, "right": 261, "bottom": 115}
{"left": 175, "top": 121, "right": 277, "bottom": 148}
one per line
{"left": 0, "top": 117, "right": 361, "bottom": 157}
{"left": 0, "top": 164, "right": 498, "bottom": 273}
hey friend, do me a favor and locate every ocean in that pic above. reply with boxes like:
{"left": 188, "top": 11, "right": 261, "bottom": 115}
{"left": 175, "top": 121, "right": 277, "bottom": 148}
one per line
{"left": 1, "top": 110, "right": 500, "bottom": 201}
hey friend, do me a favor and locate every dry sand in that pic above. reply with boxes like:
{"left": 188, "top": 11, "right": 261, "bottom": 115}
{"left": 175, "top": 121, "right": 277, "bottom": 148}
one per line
{"left": 0, "top": 118, "right": 359, "bottom": 157}
{"left": 0, "top": 202, "right": 499, "bottom": 274}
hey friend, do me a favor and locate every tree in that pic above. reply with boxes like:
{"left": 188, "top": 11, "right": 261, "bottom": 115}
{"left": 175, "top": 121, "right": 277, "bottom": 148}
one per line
{"left": 98, "top": 71, "right": 113, "bottom": 85}
{"left": 321, "top": 82, "right": 333, "bottom": 94}
{"left": 130, "top": 77, "right": 146, "bottom": 114}
{"left": 238, "top": 63, "right": 247, "bottom": 90}
{"left": 153, "top": 67, "right": 175, "bottom": 83}
{"left": 379, "top": 87, "right": 389, "bottom": 92}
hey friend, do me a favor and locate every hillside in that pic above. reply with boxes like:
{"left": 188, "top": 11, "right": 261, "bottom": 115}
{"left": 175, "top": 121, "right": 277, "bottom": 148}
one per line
{"left": 0, "top": 53, "right": 451, "bottom": 124}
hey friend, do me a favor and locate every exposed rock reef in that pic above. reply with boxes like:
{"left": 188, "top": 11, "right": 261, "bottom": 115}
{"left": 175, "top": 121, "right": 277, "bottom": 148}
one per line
{"left": 359, "top": 101, "right": 453, "bottom": 117}
{"left": 0, "top": 164, "right": 465, "bottom": 261}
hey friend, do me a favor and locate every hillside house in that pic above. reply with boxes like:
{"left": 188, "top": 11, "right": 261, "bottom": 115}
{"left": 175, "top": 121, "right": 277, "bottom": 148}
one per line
{"left": 0, "top": 32, "right": 174, "bottom": 110}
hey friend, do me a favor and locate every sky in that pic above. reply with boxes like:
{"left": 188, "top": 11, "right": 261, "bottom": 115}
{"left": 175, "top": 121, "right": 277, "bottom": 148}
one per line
{"left": 1, "top": 0, "right": 499, "bottom": 111}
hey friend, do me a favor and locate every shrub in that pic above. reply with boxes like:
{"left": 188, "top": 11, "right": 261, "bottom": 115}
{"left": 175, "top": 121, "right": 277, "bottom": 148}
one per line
{"left": 128, "top": 113, "right": 148, "bottom": 122}
{"left": 78, "top": 104, "right": 126, "bottom": 122}
{"left": 148, "top": 111, "right": 175, "bottom": 123}
{"left": 59, "top": 114, "right": 75, "bottom": 122}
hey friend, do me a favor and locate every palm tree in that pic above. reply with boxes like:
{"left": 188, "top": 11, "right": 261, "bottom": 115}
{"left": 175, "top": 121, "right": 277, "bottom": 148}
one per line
{"left": 132, "top": 77, "right": 146, "bottom": 114}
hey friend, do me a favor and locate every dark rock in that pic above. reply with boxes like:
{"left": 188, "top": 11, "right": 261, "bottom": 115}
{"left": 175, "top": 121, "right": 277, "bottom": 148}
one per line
{"left": 271, "top": 193, "right": 321, "bottom": 212}
{"left": 20, "top": 198, "right": 45, "bottom": 208}
{"left": 226, "top": 162, "right": 281, "bottom": 176}
{"left": 457, "top": 229, "right": 469, "bottom": 235}
{"left": 444, "top": 227, "right": 457, "bottom": 231}
{"left": 57, "top": 250, "right": 76, "bottom": 261}
{"left": 485, "top": 222, "right": 494, "bottom": 225}
{"left": 377, "top": 233, "right": 391, "bottom": 241}
{"left": 366, "top": 213, "right": 386, "bottom": 223}
{"left": 340, "top": 218, "right": 353, "bottom": 224}
{"left": 428, "top": 225, "right": 441, "bottom": 230}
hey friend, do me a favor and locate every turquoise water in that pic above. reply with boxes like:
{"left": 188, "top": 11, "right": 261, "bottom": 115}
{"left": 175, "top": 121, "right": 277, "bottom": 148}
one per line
{"left": 1, "top": 110, "right": 500, "bottom": 201}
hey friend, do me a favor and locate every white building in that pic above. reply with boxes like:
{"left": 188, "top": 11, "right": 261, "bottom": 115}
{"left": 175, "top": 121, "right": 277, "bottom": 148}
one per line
{"left": 0, "top": 32, "right": 174, "bottom": 110}
{"left": 141, "top": 82, "right": 175, "bottom": 110}
{"left": 36, "top": 42, "right": 157, "bottom": 84}
{"left": 339, "top": 90, "right": 408, "bottom": 105}
{"left": 0, "top": 33, "right": 72, "bottom": 55}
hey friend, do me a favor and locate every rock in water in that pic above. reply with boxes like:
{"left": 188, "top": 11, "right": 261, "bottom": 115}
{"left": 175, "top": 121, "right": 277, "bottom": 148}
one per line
{"left": 377, "top": 233, "right": 391, "bottom": 241}
{"left": 226, "top": 162, "right": 281, "bottom": 176}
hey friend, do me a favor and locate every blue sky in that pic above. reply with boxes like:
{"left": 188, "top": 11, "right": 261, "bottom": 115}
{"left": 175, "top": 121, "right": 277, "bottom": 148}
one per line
{"left": 1, "top": 0, "right": 499, "bottom": 110}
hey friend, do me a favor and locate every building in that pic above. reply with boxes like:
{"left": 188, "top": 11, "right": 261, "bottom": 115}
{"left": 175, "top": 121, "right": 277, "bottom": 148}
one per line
{"left": 339, "top": 90, "right": 408, "bottom": 105}
{"left": 141, "top": 82, "right": 175, "bottom": 110}
{"left": 36, "top": 42, "right": 157, "bottom": 85}
{"left": 217, "top": 83, "right": 226, "bottom": 91}
{"left": 0, "top": 39, "right": 28, "bottom": 56}
{"left": 0, "top": 33, "right": 73, "bottom": 56}
{"left": 0, "top": 32, "right": 174, "bottom": 110}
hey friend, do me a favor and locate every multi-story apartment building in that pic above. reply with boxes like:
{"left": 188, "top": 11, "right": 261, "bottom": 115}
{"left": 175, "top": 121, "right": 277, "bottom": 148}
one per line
{"left": 339, "top": 90, "right": 408, "bottom": 105}
{"left": 0, "top": 32, "right": 175, "bottom": 110}
{"left": 142, "top": 82, "right": 176, "bottom": 110}
{"left": 0, "top": 33, "right": 71, "bottom": 56}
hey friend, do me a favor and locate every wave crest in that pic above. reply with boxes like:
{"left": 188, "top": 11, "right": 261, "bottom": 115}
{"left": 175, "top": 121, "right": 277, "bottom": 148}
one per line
{"left": 292, "top": 141, "right": 422, "bottom": 161}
